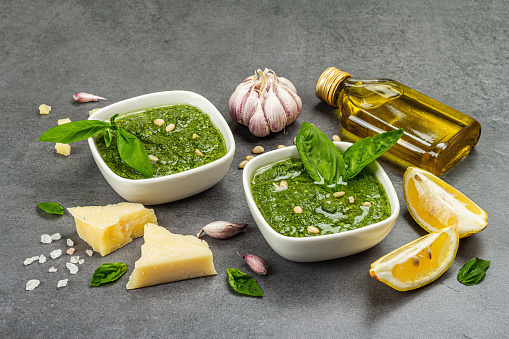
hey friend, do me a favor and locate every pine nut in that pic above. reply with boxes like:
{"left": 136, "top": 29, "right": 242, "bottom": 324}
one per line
{"left": 333, "top": 191, "right": 346, "bottom": 198}
{"left": 293, "top": 206, "right": 303, "bottom": 213}
{"left": 348, "top": 196, "right": 355, "bottom": 204}
{"left": 277, "top": 145, "right": 287, "bottom": 149}
{"left": 148, "top": 155, "right": 159, "bottom": 162}
{"left": 153, "top": 119, "right": 165, "bottom": 126}
{"left": 192, "top": 133, "right": 199, "bottom": 139}
{"left": 362, "top": 201, "right": 372, "bottom": 207}
{"left": 246, "top": 155, "right": 254, "bottom": 161}
{"left": 166, "top": 123, "right": 175, "bottom": 133}
{"left": 252, "top": 146, "right": 264, "bottom": 154}
{"left": 307, "top": 226, "right": 320, "bottom": 234}
{"left": 195, "top": 149, "right": 204, "bottom": 157}
{"left": 332, "top": 135, "right": 341, "bottom": 141}
{"left": 239, "top": 160, "right": 248, "bottom": 169}
{"left": 279, "top": 180, "right": 288, "bottom": 188}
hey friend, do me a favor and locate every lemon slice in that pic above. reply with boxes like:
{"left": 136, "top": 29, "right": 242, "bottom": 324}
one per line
{"left": 403, "top": 167, "right": 487, "bottom": 238}
{"left": 369, "top": 226, "right": 459, "bottom": 291}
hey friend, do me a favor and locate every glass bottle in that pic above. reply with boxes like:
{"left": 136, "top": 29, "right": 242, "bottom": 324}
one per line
{"left": 315, "top": 67, "right": 481, "bottom": 175}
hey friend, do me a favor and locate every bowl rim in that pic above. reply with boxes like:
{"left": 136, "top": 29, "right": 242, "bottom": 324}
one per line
{"left": 242, "top": 142, "right": 400, "bottom": 243}
{"left": 87, "top": 90, "right": 236, "bottom": 183}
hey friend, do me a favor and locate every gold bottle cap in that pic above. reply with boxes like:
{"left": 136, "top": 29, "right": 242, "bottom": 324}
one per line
{"left": 315, "top": 67, "right": 351, "bottom": 107}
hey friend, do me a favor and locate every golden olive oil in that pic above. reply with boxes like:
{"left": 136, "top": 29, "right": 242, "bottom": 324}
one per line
{"left": 316, "top": 68, "right": 481, "bottom": 175}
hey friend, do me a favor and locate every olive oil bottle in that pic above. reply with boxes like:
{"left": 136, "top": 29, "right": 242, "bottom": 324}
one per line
{"left": 316, "top": 67, "right": 481, "bottom": 175}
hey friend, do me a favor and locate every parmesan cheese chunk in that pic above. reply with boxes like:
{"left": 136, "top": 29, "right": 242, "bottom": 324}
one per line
{"left": 126, "top": 223, "right": 216, "bottom": 290}
{"left": 55, "top": 143, "right": 71, "bottom": 156}
{"left": 67, "top": 202, "right": 157, "bottom": 256}
{"left": 39, "top": 104, "right": 51, "bottom": 115}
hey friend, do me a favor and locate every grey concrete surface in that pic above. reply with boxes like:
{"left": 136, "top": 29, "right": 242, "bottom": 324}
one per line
{"left": 1, "top": 0, "right": 508, "bottom": 338}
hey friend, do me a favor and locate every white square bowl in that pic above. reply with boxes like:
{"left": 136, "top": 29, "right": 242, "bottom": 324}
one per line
{"left": 88, "top": 91, "right": 235, "bottom": 205}
{"left": 242, "top": 142, "right": 399, "bottom": 262}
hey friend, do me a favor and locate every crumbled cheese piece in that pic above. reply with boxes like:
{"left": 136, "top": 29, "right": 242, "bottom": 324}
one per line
{"left": 85, "top": 249, "right": 93, "bottom": 257}
{"left": 66, "top": 248, "right": 75, "bottom": 255}
{"left": 50, "top": 249, "right": 62, "bottom": 259}
{"left": 48, "top": 267, "right": 57, "bottom": 273}
{"left": 24, "top": 257, "right": 35, "bottom": 265}
{"left": 39, "top": 104, "right": 51, "bottom": 115}
{"left": 50, "top": 233, "right": 62, "bottom": 240}
{"left": 38, "top": 254, "right": 47, "bottom": 264}
{"left": 41, "top": 234, "right": 52, "bottom": 244}
{"left": 66, "top": 262, "right": 79, "bottom": 274}
{"left": 89, "top": 108, "right": 101, "bottom": 116}
{"left": 57, "top": 279, "right": 68, "bottom": 288}
{"left": 57, "top": 118, "right": 71, "bottom": 125}
{"left": 67, "top": 239, "right": 74, "bottom": 247}
{"left": 55, "top": 143, "right": 71, "bottom": 156}
{"left": 26, "top": 279, "right": 41, "bottom": 290}
{"left": 70, "top": 256, "right": 79, "bottom": 264}
{"left": 78, "top": 259, "right": 85, "bottom": 265}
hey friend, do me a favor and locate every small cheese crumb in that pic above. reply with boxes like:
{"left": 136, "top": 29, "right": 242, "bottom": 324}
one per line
{"left": 57, "top": 118, "right": 71, "bottom": 125}
{"left": 50, "top": 249, "right": 62, "bottom": 259}
{"left": 66, "top": 262, "right": 79, "bottom": 274}
{"left": 39, "top": 104, "right": 51, "bottom": 115}
{"left": 48, "top": 267, "right": 58, "bottom": 273}
{"left": 50, "top": 233, "right": 62, "bottom": 240}
{"left": 66, "top": 248, "right": 75, "bottom": 255}
{"left": 38, "top": 254, "right": 47, "bottom": 264}
{"left": 85, "top": 249, "right": 93, "bottom": 257}
{"left": 26, "top": 279, "right": 41, "bottom": 290}
{"left": 78, "top": 259, "right": 85, "bottom": 264}
{"left": 66, "top": 239, "right": 74, "bottom": 247}
{"left": 89, "top": 108, "right": 101, "bottom": 116}
{"left": 57, "top": 279, "right": 68, "bottom": 288}
{"left": 24, "top": 257, "right": 35, "bottom": 266}
{"left": 41, "top": 234, "right": 52, "bottom": 244}
{"left": 70, "top": 256, "right": 79, "bottom": 264}
{"left": 55, "top": 143, "right": 71, "bottom": 156}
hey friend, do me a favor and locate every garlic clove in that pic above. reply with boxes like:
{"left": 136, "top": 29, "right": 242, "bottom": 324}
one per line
{"left": 73, "top": 92, "right": 107, "bottom": 102}
{"left": 280, "top": 84, "right": 302, "bottom": 116}
{"left": 248, "top": 102, "right": 271, "bottom": 137}
{"left": 276, "top": 85, "right": 299, "bottom": 125}
{"left": 238, "top": 252, "right": 268, "bottom": 275}
{"left": 278, "top": 76, "right": 297, "bottom": 93}
{"left": 241, "top": 88, "right": 260, "bottom": 127}
{"left": 263, "top": 86, "right": 286, "bottom": 133}
{"left": 228, "top": 83, "right": 251, "bottom": 124}
{"left": 197, "top": 221, "right": 247, "bottom": 239}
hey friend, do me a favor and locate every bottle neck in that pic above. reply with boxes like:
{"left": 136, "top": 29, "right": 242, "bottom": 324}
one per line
{"left": 315, "top": 67, "right": 351, "bottom": 107}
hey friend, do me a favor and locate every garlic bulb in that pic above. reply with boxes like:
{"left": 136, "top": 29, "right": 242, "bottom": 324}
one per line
{"left": 228, "top": 69, "right": 302, "bottom": 137}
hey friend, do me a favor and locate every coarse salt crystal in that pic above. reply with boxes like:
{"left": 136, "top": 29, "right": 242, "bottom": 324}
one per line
{"left": 66, "top": 239, "right": 74, "bottom": 246}
{"left": 49, "top": 267, "right": 57, "bottom": 273}
{"left": 50, "top": 233, "right": 62, "bottom": 240}
{"left": 57, "top": 279, "right": 68, "bottom": 288}
{"left": 41, "top": 234, "right": 52, "bottom": 244}
{"left": 66, "top": 248, "right": 75, "bottom": 255}
{"left": 24, "top": 258, "right": 35, "bottom": 266}
{"left": 38, "top": 254, "right": 47, "bottom": 264}
{"left": 26, "top": 279, "right": 41, "bottom": 291}
{"left": 70, "top": 256, "right": 79, "bottom": 264}
{"left": 85, "top": 249, "right": 93, "bottom": 257}
{"left": 50, "top": 249, "right": 62, "bottom": 259}
{"left": 66, "top": 262, "right": 78, "bottom": 274}
{"left": 78, "top": 259, "right": 85, "bottom": 265}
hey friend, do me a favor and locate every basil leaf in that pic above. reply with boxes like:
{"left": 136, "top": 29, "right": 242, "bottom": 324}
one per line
{"left": 457, "top": 257, "right": 490, "bottom": 286}
{"left": 116, "top": 127, "right": 153, "bottom": 178}
{"left": 104, "top": 128, "right": 113, "bottom": 147}
{"left": 343, "top": 129, "right": 404, "bottom": 180}
{"left": 227, "top": 268, "right": 263, "bottom": 297}
{"left": 296, "top": 122, "right": 345, "bottom": 189}
{"left": 38, "top": 120, "right": 110, "bottom": 143}
{"left": 90, "top": 262, "right": 127, "bottom": 286}
{"left": 110, "top": 114, "right": 119, "bottom": 126}
{"left": 37, "top": 202, "right": 64, "bottom": 215}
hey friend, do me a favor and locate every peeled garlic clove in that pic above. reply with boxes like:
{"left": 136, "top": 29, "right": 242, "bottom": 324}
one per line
{"left": 238, "top": 252, "right": 268, "bottom": 275}
{"left": 263, "top": 86, "right": 286, "bottom": 132}
{"left": 197, "top": 221, "right": 247, "bottom": 239}
{"left": 248, "top": 102, "right": 271, "bottom": 137}
{"left": 73, "top": 92, "right": 107, "bottom": 102}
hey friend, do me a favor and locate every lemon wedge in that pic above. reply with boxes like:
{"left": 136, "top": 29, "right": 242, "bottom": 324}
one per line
{"left": 369, "top": 226, "right": 459, "bottom": 291}
{"left": 403, "top": 167, "right": 487, "bottom": 238}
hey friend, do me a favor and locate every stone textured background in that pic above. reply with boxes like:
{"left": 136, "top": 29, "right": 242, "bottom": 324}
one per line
{"left": 1, "top": 0, "right": 508, "bottom": 337}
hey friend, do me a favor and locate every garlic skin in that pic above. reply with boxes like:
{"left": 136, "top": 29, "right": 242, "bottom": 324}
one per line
{"left": 197, "top": 221, "right": 247, "bottom": 239}
{"left": 238, "top": 252, "right": 268, "bottom": 275}
{"left": 228, "top": 69, "right": 302, "bottom": 137}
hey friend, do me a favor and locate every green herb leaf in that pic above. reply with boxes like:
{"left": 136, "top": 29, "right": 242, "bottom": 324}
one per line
{"left": 296, "top": 122, "right": 345, "bottom": 189}
{"left": 90, "top": 262, "right": 127, "bottom": 286}
{"left": 37, "top": 120, "right": 110, "bottom": 143}
{"left": 457, "top": 257, "right": 490, "bottom": 286}
{"left": 116, "top": 127, "right": 153, "bottom": 178}
{"left": 37, "top": 202, "right": 64, "bottom": 215}
{"left": 227, "top": 268, "right": 263, "bottom": 297}
{"left": 104, "top": 128, "right": 113, "bottom": 147}
{"left": 343, "top": 129, "right": 404, "bottom": 180}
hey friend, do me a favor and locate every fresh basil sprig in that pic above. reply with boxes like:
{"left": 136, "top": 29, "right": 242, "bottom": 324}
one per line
{"left": 227, "top": 268, "right": 263, "bottom": 297}
{"left": 295, "top": 123, "right": 403, "bottom": 187}
{"left": 457, "top": 257, "right": 490, "bottom": 286}
{"left": 90, "top": 262, "right": 128, "bottom": 286}
{"left": 38, "top": 116, "right": 153, "bottom": 178}
{"left": 37, "top": 202, "right": 64, "bottom": 215}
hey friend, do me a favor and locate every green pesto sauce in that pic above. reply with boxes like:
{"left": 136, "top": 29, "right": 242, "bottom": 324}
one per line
{"left": 95, "top": 104, "right": 227, "bottom": 179}
{"left": 251, "top": 158, "right": 391, "bottom": 237}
